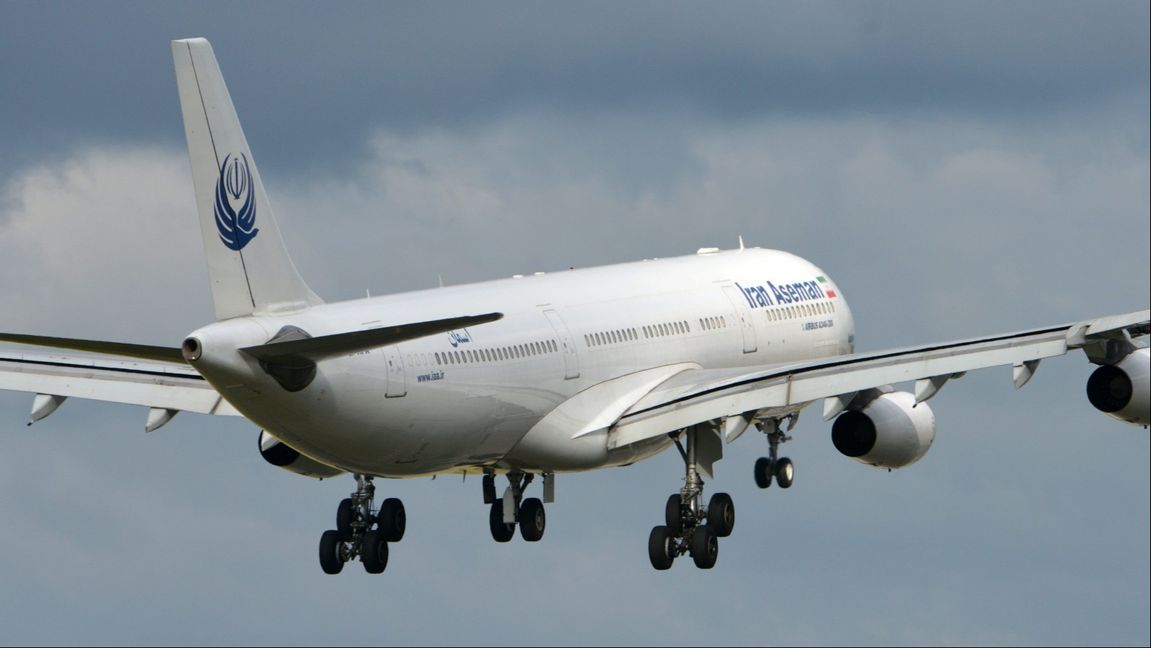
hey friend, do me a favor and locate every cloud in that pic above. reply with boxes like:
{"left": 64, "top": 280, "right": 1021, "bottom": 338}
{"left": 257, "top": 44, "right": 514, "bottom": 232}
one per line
{"left": 0, "top": 147, "right": 211, "bottom": 342}
{"left": 272, "top": 112, "right": 1148, "bottom": 345}
{"left": 1, "top": 2, "right": 1146, "bottom": 179}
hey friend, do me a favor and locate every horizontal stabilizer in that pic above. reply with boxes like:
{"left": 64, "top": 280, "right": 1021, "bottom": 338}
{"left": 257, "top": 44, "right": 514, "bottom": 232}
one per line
{"left": 0, "top": 333, "right": 185, "bottom": 364}
{"left": 240, "top": 313, "right": 504, "bottom": 362}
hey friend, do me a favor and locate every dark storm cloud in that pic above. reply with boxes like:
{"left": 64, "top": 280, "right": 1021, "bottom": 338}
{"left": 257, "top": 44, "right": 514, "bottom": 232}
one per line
{"left": 0, "top": 1, "right": 1146, "bottom": 178}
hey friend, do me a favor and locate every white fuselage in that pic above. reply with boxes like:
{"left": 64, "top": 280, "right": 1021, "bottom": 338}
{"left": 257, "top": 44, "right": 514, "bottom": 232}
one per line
{"left": 188, "top": 248, "right": 855, "bottom": 476}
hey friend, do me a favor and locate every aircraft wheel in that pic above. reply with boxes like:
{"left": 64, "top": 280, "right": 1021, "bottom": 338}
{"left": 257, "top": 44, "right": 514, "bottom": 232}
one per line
{"left": 319, "top": 530, "right": 344, "bottom": 575}
{"left": 775, "top": 457, "right": 795, "bottom": 489}
{"left": 361, "top": 530, "right": 389, "bottom": 574}
{"left": 336, "top": 498, "right": 355, "bottom": 540}
{"left": 707, "top": 492, "right": 735, "bottom": 538}
{"left": 489, "top": 500, "right": 515, "bottom": 543}
{"left": 754, "top": 457, "right": 773, "bottom": 489}
{"left": 664, "top": 494, "right": 684, "bottom": 535}
{"left": 378, "top": 497, "right": 406, "bottom": 542}
{"left": 648, "top": 525, "right": 675, "bottom": 570}
{"left": 690, "top": 526, "right": 719, "bottom": 569}
{"left": 519, "top": 498, "right": 546, "bottom": 542}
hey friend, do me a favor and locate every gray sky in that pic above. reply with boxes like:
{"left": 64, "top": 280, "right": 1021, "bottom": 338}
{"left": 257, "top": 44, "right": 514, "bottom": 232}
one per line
{"left": 0, "top": 2, "right": 1147, "bottom": 645}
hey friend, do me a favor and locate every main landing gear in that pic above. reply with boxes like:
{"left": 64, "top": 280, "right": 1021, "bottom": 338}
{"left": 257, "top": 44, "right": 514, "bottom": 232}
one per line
{"left": 648, "top": 425, "right": 734, "bottom": 570}
{"left": 753, "top": 417, "right": 795, "bottom": 490}
{"left": 483, "top": 470, "right": 552, "bottom": 543}
{"left": 318, "top": 474, "right": 406, "bottom": 575}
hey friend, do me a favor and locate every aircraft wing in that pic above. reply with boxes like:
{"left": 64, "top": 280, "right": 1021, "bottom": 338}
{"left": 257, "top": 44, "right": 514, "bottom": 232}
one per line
{"left": 0, "top": 350, "right": 238, "bottom": 429}
{"left": 607, "top": 309, "right": 1150, "bottom": 449}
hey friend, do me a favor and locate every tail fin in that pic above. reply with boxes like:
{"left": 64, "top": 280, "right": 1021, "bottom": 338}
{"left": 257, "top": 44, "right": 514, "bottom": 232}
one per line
{"left": 172, "top": 38, "right": 321, "bottom": 320}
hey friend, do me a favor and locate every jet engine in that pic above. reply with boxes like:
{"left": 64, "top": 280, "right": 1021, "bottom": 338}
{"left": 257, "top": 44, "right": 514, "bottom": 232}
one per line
{"left": 832, "top": 391, "right": 936, "bottom": 469}
{"left": 259, "top": 430, "right": 345, "bottom": 479}
{"left": 1086, "top": 347, "right": 1149, "bottom": 427}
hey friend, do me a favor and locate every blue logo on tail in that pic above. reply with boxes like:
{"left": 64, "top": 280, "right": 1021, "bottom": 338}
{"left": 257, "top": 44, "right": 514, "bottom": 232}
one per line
{"left": 214, "top": 153, "right": 259, "bottom": 251}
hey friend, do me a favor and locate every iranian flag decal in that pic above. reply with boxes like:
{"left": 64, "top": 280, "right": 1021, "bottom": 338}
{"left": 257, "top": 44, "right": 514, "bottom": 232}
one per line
{"left": 817, "top": 275, "right": 838, "bottom": 298}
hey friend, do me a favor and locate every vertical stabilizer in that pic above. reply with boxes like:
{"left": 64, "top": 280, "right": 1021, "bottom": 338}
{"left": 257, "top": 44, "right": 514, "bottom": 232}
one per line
{"left": 172, "top": 38, "right": 321, "bottom": 320}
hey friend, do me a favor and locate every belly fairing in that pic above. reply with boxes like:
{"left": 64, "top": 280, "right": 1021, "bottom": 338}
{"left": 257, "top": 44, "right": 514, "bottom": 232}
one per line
{"left": 234, "top": 353, "right": 571, "bottom": 476}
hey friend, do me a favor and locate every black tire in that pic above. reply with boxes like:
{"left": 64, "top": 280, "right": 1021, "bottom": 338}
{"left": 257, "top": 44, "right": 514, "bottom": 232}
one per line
{"left": 775, "top": 457, "right": 795, "bottom": 489}
{"left": 319, "top": 530, "right": 344, "bottom": 575}
{"left": 519, "top": 498, "right": 546, "bottom": 542}
{"left": 754, "top": 457, "right": 773, "bottom": 489}
{"left": 664, "top": 494, "right": 684, "bottom": 535}
{"left": 690, "top": 526, "right": 719, "bottom": 569}
{"left": 378, "top": 498, "right": 406, "bottom": 542}
{"left": 488, "top": 500, "right": 515, "bottom": 543}
{"left": 361, "top": 530, "right": 389, "bottom": 574}
{"left": 482, "top": 474, "right": 496, "bottom": 504}
{"left": 336, "top": 498, "right": 355, "bottom": 540}
{"left": 648, "top": 525, "right": 675, "bottom": 570}
{"left": 707, "top": 492, "right": 735, "bottom": 538}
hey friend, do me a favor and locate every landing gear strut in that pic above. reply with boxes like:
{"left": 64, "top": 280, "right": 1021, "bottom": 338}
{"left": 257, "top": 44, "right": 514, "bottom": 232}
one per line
{"left": 318, "top": 474, "right": 406, "bottom": 575}
{"left": 484, "top": 470, "right": 549, "bottom": 543}
{"left": 754, "top": 417, "right": 795, "bottom": 489}
{"left": 648, "top": 424, "right": 734, "bottom": 570}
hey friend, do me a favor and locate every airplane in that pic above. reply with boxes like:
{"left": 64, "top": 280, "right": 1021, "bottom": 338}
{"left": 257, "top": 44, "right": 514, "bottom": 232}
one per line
{"left": 1, "top": 37, "right": 1147, "bottom": 575}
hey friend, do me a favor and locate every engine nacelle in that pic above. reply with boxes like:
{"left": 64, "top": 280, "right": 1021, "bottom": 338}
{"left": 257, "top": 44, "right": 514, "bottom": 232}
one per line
{"left": 831, "top": 391, "right": 936, "bottom": 469}
{"left": 1086, "top": 348, "right": 1149, "bottom": 427}
{"left": 258, "top": 430, "right": 345, "bottom": 479}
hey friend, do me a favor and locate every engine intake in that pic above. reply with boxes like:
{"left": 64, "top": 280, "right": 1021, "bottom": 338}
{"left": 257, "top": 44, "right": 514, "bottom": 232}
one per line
{"left": 832, "top": 391, "right": 936, "bottom": 469}
{"left": 1086, "top": 348, "right": 1149, "bottom": 427}
{"left": 258, "top": 430, "right": 344, "bottom": 479}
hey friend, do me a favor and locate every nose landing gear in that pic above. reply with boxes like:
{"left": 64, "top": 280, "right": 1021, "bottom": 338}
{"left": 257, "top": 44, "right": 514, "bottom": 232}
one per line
{"left": 319, "top": 474, "right": 406, "bottom": 575}
{"left": 753, "top": 417, "right": 795, "bottom": 489}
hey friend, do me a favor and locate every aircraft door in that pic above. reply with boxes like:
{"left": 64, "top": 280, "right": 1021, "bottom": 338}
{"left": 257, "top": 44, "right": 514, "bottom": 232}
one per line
{"left": 721, "top": 285, "right": 758, "bottom": 354}
{"left": 542, "top": 309, "right": 580, "bottom": 379}
{"left": 384, "top": 345, "right": 407, "bottom": 397}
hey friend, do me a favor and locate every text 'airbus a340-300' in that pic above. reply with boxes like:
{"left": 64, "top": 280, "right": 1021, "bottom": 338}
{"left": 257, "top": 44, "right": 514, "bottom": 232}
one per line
{"left": 1, "top": 38, "right": 1147, "bottom": 575}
